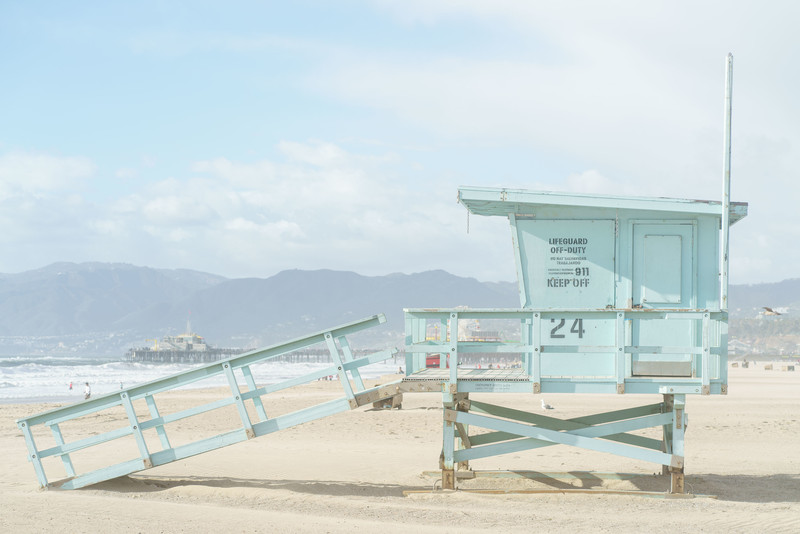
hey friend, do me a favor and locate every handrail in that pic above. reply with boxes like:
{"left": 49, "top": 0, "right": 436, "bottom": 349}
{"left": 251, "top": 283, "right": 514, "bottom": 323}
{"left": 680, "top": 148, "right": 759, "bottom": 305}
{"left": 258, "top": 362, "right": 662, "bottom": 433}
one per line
{"left": 17, "top": 314, "right": 396, "bottom": 489}
{"left": 404, "top": 308, "right": 727, "bottom": 395}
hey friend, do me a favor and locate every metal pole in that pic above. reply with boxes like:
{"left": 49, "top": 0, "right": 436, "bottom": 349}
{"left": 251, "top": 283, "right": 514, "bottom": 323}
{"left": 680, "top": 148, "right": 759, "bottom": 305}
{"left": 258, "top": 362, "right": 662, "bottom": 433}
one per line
{"left": 720, "top": 53, "right": 733, "bottom": 310}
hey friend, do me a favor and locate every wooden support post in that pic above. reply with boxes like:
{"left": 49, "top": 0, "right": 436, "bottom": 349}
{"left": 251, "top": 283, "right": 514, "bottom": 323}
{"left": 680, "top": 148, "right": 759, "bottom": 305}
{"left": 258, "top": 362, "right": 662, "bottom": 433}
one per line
{"left": 442, "top": 466, "right": 455, "bottom": 490}
{"left": 372, "top": 394, "right": 402, "bottom": 410}
{"left": 442, "top": 395, "right": 456, "bottom": 490}
{"left": 670, "top": 468, "right": 685, "bottom": 494}
{"left": 456, "top": 394, "right": 471, "bottom": 472}
{"left": 661, "top": 394, "right": 673, "bottom": 476}
{"left": 668, "top": 394, "right": 686, "bottom": 493}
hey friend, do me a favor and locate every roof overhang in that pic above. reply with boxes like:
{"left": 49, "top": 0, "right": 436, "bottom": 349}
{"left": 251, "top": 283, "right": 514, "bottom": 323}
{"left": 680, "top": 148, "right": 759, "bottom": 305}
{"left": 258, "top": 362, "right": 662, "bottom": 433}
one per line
{"left": 458, "top": 186, "right": 748, "bottom": 225}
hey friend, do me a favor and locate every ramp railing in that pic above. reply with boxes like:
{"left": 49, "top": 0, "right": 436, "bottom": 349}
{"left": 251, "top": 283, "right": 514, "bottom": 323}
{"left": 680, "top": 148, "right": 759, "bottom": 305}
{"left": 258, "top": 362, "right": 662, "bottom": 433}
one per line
{"left": 17, "top": 314, "right": 396, "bottom": 490}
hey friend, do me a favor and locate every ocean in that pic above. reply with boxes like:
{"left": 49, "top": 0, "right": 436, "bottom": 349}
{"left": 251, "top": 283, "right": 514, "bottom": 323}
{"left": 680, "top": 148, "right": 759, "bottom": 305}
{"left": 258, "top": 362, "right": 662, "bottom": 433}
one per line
{"left": 0, "top": 353, "right": 406, "bottom": 404}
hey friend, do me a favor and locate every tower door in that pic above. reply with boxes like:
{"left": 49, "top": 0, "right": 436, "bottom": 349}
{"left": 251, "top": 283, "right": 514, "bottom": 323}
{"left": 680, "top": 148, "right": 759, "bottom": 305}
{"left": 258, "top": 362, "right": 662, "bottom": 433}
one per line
{"left": 631, "top": 223, "right": 696, "bottom": 377}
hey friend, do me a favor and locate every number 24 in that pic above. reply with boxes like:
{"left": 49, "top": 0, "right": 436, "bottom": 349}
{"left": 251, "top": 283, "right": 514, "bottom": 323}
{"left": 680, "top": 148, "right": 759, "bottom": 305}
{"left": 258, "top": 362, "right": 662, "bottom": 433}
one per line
{"left": 550, "top": 318, "right": 585, "bottom": 338}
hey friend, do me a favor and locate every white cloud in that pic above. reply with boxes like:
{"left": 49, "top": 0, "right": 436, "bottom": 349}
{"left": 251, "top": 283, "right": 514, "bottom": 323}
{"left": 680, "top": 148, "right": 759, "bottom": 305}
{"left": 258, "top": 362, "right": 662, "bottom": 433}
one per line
{"left": 191, "top": 158, "right": 277, "bottom": 189}
{"left": 127, "top": 29, "right": 327, "bottom": 58}
{"left": 88, "top": 140, "right": 511, "bottom": 280}
{"left": 115, "top": 168, "right": 138, "bottom": 180}
{"left": 142, "top": 195, "right": 218, "bottom": 226}
{"left": 0, "top": 151, "right": 95, "bottom": 199}
{"left": 318, "top": 3, "right": 798, "bottom": 202}
{"left": 278, "top": 140, "right": 349, "bottom": 168}
{"left": 565, "top": 170, "right": 620, "bottom": 196}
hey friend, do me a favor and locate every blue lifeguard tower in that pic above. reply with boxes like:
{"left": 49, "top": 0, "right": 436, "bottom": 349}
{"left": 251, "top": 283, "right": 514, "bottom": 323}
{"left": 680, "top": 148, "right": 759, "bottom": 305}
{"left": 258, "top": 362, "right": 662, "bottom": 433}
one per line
{"left": 401, "top": 186, "right": 747, "bottom": 492}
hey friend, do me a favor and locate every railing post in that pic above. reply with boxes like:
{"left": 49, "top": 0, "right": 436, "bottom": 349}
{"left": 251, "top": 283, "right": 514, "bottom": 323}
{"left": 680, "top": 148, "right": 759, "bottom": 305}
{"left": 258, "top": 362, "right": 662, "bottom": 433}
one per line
{"left": 417, "top": 317, "right": 428, "bottom": 370}
{"left": 49, "top": 423, "right": 76, "bottom": 477}
{"left": 120, "top": 392, "right": 153, "bottom": 468}
{"left": 145, "top": 394, "right": 172, "bottom": 449}
{"left": 18, "top": 420, "right": 48, "bottom": 487}
{"left": 448, "top": 312, "right": 458, "bottom": 388}
{"left": 532, "top": 312, "right": 541, "bottom": 393}
{"left": 222, "top": 363, "right": 255, "bottom": 439}
{"left": 701, "top": 313, "right": 711, "bottom": 395}
{"left": 337, "top": 335, "right": 365, "bottom": 391}
{"left": 325, "top": 332, "right": 357, "bottom": 407}
{"left": 240, "top": 365, "right": 269, "bottom": 422}
{"left": 615, "top": 312, "right": 626, "bottom": 394}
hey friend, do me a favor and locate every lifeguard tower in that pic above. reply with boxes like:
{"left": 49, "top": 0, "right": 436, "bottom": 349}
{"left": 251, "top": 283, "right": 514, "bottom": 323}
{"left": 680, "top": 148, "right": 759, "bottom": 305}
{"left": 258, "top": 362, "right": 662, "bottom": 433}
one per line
{"left": 397, "top": 55, "right": 744, "bottom": 494}
{"left": 400, "top": 186, "right": 747, "bottom": 492}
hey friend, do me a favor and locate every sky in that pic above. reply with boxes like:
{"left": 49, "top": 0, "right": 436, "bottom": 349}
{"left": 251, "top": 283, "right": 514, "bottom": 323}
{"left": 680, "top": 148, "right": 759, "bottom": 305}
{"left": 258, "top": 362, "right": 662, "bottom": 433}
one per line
{"left": 1, "top": 1, "right": 797, "bottom": 285}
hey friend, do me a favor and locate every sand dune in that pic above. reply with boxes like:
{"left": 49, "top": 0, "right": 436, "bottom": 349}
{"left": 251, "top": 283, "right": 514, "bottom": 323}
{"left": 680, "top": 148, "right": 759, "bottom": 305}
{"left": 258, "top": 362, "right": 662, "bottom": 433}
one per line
{"left": 2, "top": 366, "right": 799, "bottom": 533}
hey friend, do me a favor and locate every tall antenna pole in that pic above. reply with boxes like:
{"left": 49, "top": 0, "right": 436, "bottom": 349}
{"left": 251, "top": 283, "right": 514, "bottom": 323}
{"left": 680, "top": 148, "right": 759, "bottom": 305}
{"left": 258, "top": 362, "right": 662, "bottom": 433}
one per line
{"left": 720, "top": 53, "right": 733, "bottom": 309}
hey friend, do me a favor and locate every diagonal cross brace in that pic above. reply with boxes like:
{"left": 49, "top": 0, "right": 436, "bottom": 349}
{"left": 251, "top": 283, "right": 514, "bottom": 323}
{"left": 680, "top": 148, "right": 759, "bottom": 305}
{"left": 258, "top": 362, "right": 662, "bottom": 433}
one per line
{"left": 468, "top": 400, "right": 664, "bottom": 450}
{"left": 448, "top": 409, "right": 678, "bottom": 467}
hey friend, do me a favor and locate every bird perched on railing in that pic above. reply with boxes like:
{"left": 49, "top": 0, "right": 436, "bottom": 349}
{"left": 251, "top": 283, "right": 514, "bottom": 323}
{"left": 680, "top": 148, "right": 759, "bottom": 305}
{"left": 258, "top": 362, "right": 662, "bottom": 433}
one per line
{"left": 541, "top": 399, "right": 554, "bottom": 410}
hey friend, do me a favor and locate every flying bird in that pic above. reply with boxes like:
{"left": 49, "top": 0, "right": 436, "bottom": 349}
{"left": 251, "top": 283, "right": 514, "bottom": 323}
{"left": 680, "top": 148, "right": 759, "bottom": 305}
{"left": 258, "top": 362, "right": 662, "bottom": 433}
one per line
{"left": 763, "top": 307, "right": 781, "bottom": 316}
{"left": 541, "top": 399, "right": 554, "bottom": 410}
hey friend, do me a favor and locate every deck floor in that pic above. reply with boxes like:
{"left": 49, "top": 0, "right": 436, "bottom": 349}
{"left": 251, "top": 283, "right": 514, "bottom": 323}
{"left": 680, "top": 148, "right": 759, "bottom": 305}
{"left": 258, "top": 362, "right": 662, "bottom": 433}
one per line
{"left": 404, "top": 368, "right": 530, "bottom": 382}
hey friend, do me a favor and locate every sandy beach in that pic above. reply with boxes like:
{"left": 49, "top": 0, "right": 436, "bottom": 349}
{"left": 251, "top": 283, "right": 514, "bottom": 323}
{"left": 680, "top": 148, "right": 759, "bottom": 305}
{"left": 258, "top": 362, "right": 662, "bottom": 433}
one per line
{"left": 2, "top": 366, "right": 799, "bottom": 533}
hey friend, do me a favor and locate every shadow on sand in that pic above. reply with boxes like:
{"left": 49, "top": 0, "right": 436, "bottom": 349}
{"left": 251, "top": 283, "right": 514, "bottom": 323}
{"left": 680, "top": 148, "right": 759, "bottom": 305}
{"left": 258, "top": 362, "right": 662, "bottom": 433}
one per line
{"left": 94, "top": 475, "right": 419, "bottom": 498}
{"left": 90, "top": 471, "right": 800, "bottom": 503}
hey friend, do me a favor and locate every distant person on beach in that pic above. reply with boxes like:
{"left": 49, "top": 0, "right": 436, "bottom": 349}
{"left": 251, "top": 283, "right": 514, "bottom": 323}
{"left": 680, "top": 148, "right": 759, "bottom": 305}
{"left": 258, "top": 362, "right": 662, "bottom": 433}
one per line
{"left": 69, "top": 382, "right": 73, "bottom": 391}
{"left": 84, "top": 382, "right": 91, "bottom": 400}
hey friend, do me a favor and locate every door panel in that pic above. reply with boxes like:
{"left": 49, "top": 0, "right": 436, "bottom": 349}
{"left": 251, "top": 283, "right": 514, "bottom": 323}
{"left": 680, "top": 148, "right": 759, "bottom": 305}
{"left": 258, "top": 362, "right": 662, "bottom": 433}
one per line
{"left": 631, "top": 224, "right": 695, "bottom": 377}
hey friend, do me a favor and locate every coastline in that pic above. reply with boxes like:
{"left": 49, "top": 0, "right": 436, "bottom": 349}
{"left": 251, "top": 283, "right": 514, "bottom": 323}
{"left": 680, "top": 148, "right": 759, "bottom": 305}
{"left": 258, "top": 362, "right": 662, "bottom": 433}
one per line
{"left": 0, "top": 394, "right": 78, "bottom": 406}
{"left": 2, "top": 367, "right": 799, "bottom": 532}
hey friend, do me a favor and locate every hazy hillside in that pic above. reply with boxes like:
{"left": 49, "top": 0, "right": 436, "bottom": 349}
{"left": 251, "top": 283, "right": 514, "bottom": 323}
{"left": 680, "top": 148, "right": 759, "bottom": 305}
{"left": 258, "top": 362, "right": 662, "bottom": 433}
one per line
{"left": 0, "top": 263, "right": 517, "bottom": 355}
{"left": 112, "top": 269, "right": 519, "bottom": 347}
{"left": 0, "top": 263, "right": 226, "bottom": 337}
{"left": 728, "top": 279, "right": 800, "bottom": 318}
{"left": 0, "top": 262, "right": 797, "bottom": 356}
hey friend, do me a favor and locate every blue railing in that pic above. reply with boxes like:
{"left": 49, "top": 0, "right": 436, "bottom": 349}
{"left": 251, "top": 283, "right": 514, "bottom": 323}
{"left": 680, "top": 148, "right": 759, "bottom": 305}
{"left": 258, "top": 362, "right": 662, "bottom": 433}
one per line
{"left": 404, "top": 308, "right": 727, "bottom": 395}
{"left": 17, "top": 314, "right": 396, "bottom": 489}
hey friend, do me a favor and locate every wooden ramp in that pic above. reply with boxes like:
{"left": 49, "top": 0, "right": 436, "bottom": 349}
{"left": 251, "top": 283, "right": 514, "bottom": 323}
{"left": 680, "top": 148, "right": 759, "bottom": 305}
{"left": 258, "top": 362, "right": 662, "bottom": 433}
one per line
{"left": 16, "top": 315, "right": 399, "bottom": 490}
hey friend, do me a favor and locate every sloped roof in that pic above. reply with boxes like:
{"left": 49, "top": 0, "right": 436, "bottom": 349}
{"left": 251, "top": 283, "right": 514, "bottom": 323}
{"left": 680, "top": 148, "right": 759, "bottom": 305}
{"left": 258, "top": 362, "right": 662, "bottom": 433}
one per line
{"left": 458, "top": 186, "right": 748, "bottom": 225}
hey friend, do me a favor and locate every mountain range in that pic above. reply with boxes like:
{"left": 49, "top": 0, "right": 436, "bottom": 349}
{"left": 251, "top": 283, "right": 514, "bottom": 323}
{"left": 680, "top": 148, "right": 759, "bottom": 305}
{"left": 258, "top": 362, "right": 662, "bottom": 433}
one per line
{"left": 0, "top": 263, "right": 518, "bottom": 355}
{"left": 0, "top": 262, "right": 796, "bottom": 356}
